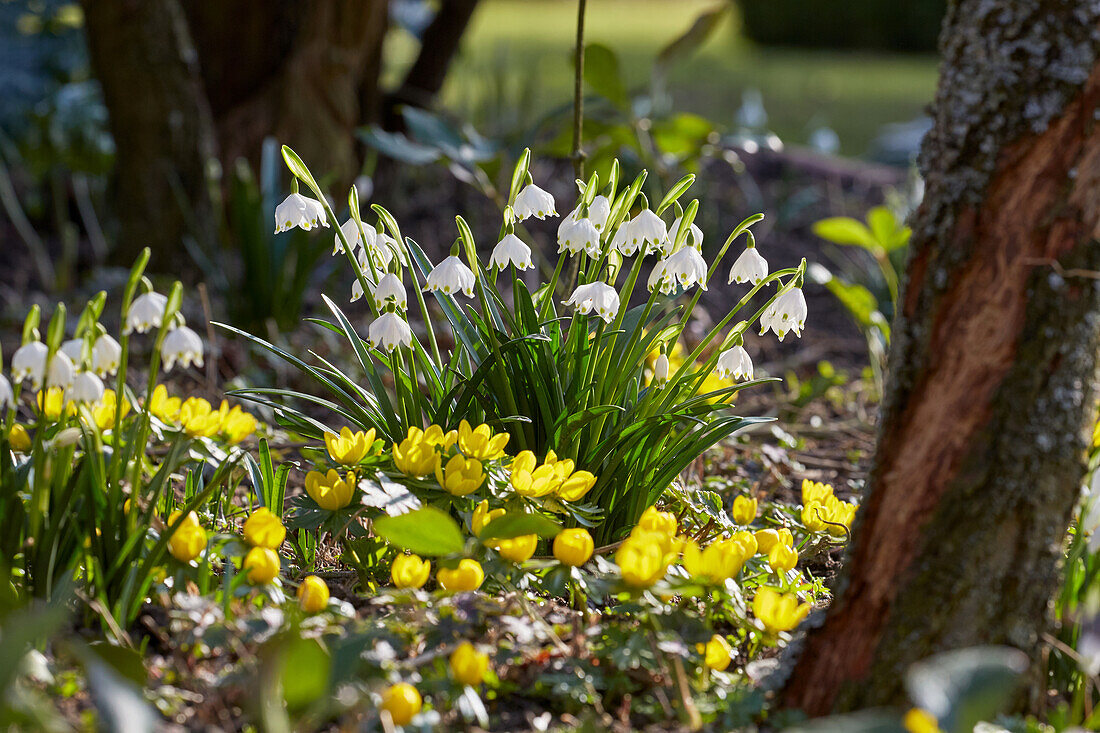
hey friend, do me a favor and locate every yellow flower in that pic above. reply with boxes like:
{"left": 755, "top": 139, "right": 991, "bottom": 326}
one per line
{"left": 801, "top": 502, "right": 828, "bottom": 532}
{"left": 325, "top": 426, "right": 374, "bottom": 465}
{"left": 509, "top": 450, "right": 560, "bottom": 497}
{"left": 438, "top": 558, "right": 484, "bottom": 591}
{"left": 381, "top": 683, "right": 421, "bottom": 726}
{"left": 698, "top": 634, "right": 732, "bottom": 671}
{"left": 754, "top": 528, "right": 794, "bottom": 554}
{"left": 682, "top": 538, "right": 748, "bottom": 584}
{"left": 732, "top": 530, "right": 758, "bottom": 556}
{"left": 557, "top": 469, "right": 597, "bottom": 502}
{"left": 297, "top": 575, "right": 330, "bottom": 613}
{"left": 305, "top": 469, "right": 356, "bottom": 511}
{"left": 801, "top": 479, "right": 835, "bottom": 506}
{"left": 617, "top": 531, "right": 674, "bottom": 588}
{"left": 167, "top": 511, "right": 206, "bottom": 562}
{"left": 217, "top": 402, "right": 256, "bottom": 445}
{"left": 435, "top": 454, "right": 485, "bottom": 496}
{"left": 149, "top": 384, "right": 181, "bottom": 422}
{"left": 752, "top": 587, "right": 811, "bottom": 634}
{"left": 8, "top": 424, "right": 31, "bottom": 453}
{"left": 457, "top": 419, "right": 509, "bottom": 460}
{"left": 903, "top": 708, "right": 943, "bottom": 733}
{"left": 393, "top": 427, "right": 440, "bottom": 476}
{"left": 471, "top": 500, "right": 506, "bottom": 537}
{"left": 423, "top": 424, "right": 458, "bottom": 450}
{"left": 553, "top": 528, "right": 594, "bottom": 566}
{"left": 768, "top": 543, "right": 798, "bottom": 573}
{"left": 243, "top": 507, "right": 286, "bottom": 549}
{"left": 449, "top": 642, "right": 489, "bottom": 686}
{"left": 178, "top": 397, "right": 220, "bottom": 438}
{"left": 243, "top": 546, "right": 280, "bottom": 584}
{"left": 36, "top": 388, "right": 73, "bottom": 420}
{"left": 731, "top": 495, "right": 758, "bottom": 525}
{"left": 638, "top": 505, "right": 677, "bottom": 537}
{"left": 497, "top": 533, "right": 538, "bottom": 563}
{"left": 92, "top": 390, "right": 131, "bottom": 430}
{"left": 391, "top": 553, "right": 431, "bottom": 589}
{"left": 820, "top": 495, "right": 857, "bottom": 536}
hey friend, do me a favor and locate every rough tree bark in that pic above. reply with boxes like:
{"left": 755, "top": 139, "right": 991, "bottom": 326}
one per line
{"left": 782, "top": 0, "right": 1100, "bottom": 714}
{"left": 82, "top": 0, "right": 219, "bottom": 265}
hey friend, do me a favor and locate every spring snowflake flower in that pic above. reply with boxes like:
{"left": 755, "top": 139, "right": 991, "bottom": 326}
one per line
{"left": 368, "top": 312, "right": 413, "bottom": 351}
{"left": 512, "top": 183, "right": 557, "bottom": 221}
{"left": 125, "top": 292, "right": 168, "bottom": 334}
{"left": 274, "top": 192, "right": 327, "bottom": 233}
{"left": 613, "top": 209, "right": 669, "bottom": 256}
{"left": 669, "top": 215, "right": 704, "bottom": 251}
{"left": 68, "top": 371, "right": 105, "bottom": 405}
{"left": 557, "top": 216, "right": 601, "bottom": 256}
{"left": 161, "top": 326, "right": 204, "bottom": 371}
{"left": 92, "top": 334, "right": 122, "bottom": 377}
{"left": 0, "top": 375, "right": 11, "bottom": 409}
{"left": 372, "top": 273, "right": 407, "bottom": 310}
{"left": 647, "top": 260, "right": 674, "bottom": 295}
{"left": 564, "top": 282, "right": 620, "bottom": 323}
{"left": 661, "top": 246, "right": 708, "bottom": 291}
{"left": 652, "top": 353, "right": 670, "bottom": 386}
{"left": 60, "top": 339, "right": 85, "bottom": 367}
{"left": 16, "top": 345, "right": 75, "bottom": 391}
{"left": 715, "top": 345, "right": 753, "bottom": 381}
{"left": 759, "top": 287, "right": 808, "bottom": 341}
{"left": 334, "top": 218, "right": 373, "bottom": 255}
{"left": 426, "top": 255, "right": 475, "bottom": 297}
{"left": 728, "top": 247, "right": 769, "bottom": 286}
{"left": 564, "top": 195, "right": 611, "bottom": 232}
{"left": 489, "top": 234, "right": 533, "bottom": 271}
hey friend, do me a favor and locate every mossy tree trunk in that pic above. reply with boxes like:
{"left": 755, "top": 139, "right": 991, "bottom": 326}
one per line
{"left": 782, "top": 0, "right": 1100, "bottom": 714}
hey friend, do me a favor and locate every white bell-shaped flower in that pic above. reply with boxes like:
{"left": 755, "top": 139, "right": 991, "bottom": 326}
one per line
{"left": 377, "top": 232, "right": 408, "bottom": 267}
{"left": 351, "top": 279, "right": 365, "bottom": 303}
{"left": 46, "top": 351, "right": 74, "bottom": 390}
{"left": 274, "top": 193, "right": 328, "bottom": 233}
{"left": 557, "top": 216, "right": 601, "bottom": 257}
{"left": 60, "top": 338, "right": 86, "bottom": 367}
{"left": 161, "top": 326, "right": 204, "bottom": 372}
{"left": 647, "top": 260, "right": 674, "bottom": 295}
{"left": 489, "top": 234, "right": 533, "bottom": 271}
{"left": 92, "top": 334, "right": 122, "bottom": 377}
{"left": 513, "top": 183, "right": 557, "bottom": 221}
{"left": 426, "top": 255, "right": 475, "bottom": 298}
{"left": 613, "top": 209, "right": 669, "bottom": 256}
{"left": 759, "top": 287, "right": 808, "bottom": 341}
{"left": 715, "top": 345, "right": 754, "bottom": 381}
{"left": 564, "top": 195, "right": 611, "bottom": 232}
{"left": 368, "top": 311, "right": 413, "bottom": 351}
{"left": 563, "top": 282, "right": 620, "bottom": 323}
{"left": 11, "top": 341, "right": 48, "bottom": 385}
{"left": 0, "top": 374, "right": 12, "bottom": 410}
{"left": 662, "top": 246, "right": 709, "bottom": 291}
{"left": 372, "top": 273, "right": 407, "bottom": 310}
{"left": 125, "top": 292, "right": 168, "bottom": 334}
{"left": 652, "top": 353, "right": 670, "bottom": 386}
{"left": 669, "top": 215, "right": 704, "bottom": 251}
{"left": 728, "top": 247, "right": 769, "bottom": 286}
{"left": 68, "top": 370, "right": 105, "bottom": 405}
{"left": 334, "top": 218, "right": 372, "bottom": 255}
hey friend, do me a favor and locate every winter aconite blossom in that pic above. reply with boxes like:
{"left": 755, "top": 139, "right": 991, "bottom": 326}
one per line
{"left": 617, "top": 530, "right": 675, "bottom": 588}
{"left": 297, "top": 575, "right": 330, "bottom": 613}
{"left": 699, "top": 635, "right": 732, "bottom": 671}
{"left": 768, "top": 543, "right": 798, "bottom": 574}
{"left": 496, "top": 533, "right": 538, "bottom": 563}
{"left": 426, "top": 255, "right": 475, "bottom": 297}
{"left": 472, "top": 500, "right": 505, "bottom": 536}
{"left": 564, "top": 282, "right": 620, "bottom": 323}
{"left": 557, "top": 216, "right": 601, "bottom": 256}
{"left": 305, "top": 469, "right": 356, "bottom": 510}
{"left": 8, "top": 424, "right": 30, "bottom": 452}
{"left": 325, "top": 426, "right": 375, "bottom": 465}
{"left": 728, "top": 246, "right": 769, "bottom": 286}
{"left": 457, "top": 420, "right": 509, "bottom": 461}
{"left": 557, "top": 469, "right": 596, "bottom": 502}
{"left": 612, "top": 209, "right": 669, "bottom": 256}
{"left": 450, "top": 642, "right": 489, "bottom": 686}
{"left": 391, "top": 553, "right": 431, "bottom": 589}
{"left": 125, "top": 292, "right": 168, "bottom": 334}
{"left": 368, "top": 312, "right": 413, "bottom": 351}
{"left": 715, "top": 345, "right": 754, "bottom": 382}
{"left": 509, "top": 451, "right": 561, "bottom": 497}
{"left": 512, "top": 182, "right": 557, "bottom": 221}
{"left": 731, "top": 495, "right": 758, "bottom": 525}
{"left": 243, "top": 546, "right": 280, "bottom": 584}
{"left": 381, "top": 683, "right": 422, "bottom": 726}
{"left": 759, "top": 287, "right": 808, "bottom": 341}
{"left": 489, "top": 233, "right": 534, "bottom": 271}
{"left": 754, "top": 528, "right": 793, "bottom": 554}
{"left": 243, "top": 507, "right": 286, "bottom": 549}
{"left": 638, "top": 505, "right": 677, "bottom": 537}
{"left": 274, "top": 192, "right": 327, "bottom": 233}
{"left": 752, "top": 587, "right": 811, "bottom": 634}
{"left": 167, "top": 511, "right": 206, "bottom": 563}
{"left": 161, "top": 326, "right": 204, "bottom": 372}
{"left": 394, "top": 427, "right": 444, "bottom": 476}
{"left": 438, "top": 558, "right": 484, "bottom": 591}
{"left": 553, "top": 528, "right": 594, "bottom": 566}
{"left": 435, "top": 454, "right": 485, "bottom": 496}
{"left": 682, "top": 538, "right": 749, "bottom": 584}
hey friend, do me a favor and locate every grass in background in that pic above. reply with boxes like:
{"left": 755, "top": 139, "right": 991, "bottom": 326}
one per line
{"left": 386, "top": 0, "right": 939, "bottom": 157}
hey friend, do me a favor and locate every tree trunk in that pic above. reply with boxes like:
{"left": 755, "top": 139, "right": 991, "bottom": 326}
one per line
{"left": 782, "top": 0, "right": 1100, "bottom": 715}
{"left": 82, "top": 0, "right": 219, "bottom": 266}
{"left": 184, "top": 0, "right": 389, "bottom": 186}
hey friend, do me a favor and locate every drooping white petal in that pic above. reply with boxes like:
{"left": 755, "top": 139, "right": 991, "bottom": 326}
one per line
{"left": 372, "top": 273, "right": 408, "bottom": 310}
{"left": 274, "top": 193, "right": 328, "bottom": 234}
{"left": 613, "top": 209, "right": 670, "bottom": 256}
{"left": 125, "top": 292, "right": 168, "bottom": 335}
{"left": 670, "top": 216, "right": 704, "bottom": 251}
{"left": 663, "top": 246, "right": 709, "bottom": 291}
{"left": 60, "top": 338, "right": 85, "bottom": 366}
{"left": 368, "top": 312, "right": 413, "bottom": 351}
{"left": 91, "top": 334, "right": 122, "bottom": 377}
{"left": 46, "top": 352, "right": 74, "bottom": 390}
{"left": 161, "top": 326, "right": 204, "bottom": 372}
{"left": 0, "top": 375, "right": 12, "bottom": 410}
{"left": 11, "top": 341, "right": 48, "bottom": 386}
{"left": 715, "top": 345, "right": 754, "bottom": 382}
{"left": 647, "top": 260, "right": 674, "bottom": 295}
{"left": 557, "top": 217, "right": 601, "bottom": 257}
{"left": 489, "top": 234, "right": 533, "bottom": 271}
{"left": 564, "top": 195, "right": 611, "bottom": 232}
{"left": 652, "top": 354, "right": 670, "bottom": 386}
{"left": 728, "top": 247, "right": 769, "bottom": 286}
{"left": 759, "top": 287, "right": 808, "bottom": 341}
{"left": 68, "top": 371, "right": 105, "bottom": 404}
{"left": 426, "top": 255, "right": 476, "bottom": 298}
{"left": 351, "top": 279, "right": 365, "bottom": 302}
{"left": 334, "top": 219, "right": 368, "bottom": 255}
{"left": 563, "top": 282, "right": 620, "bottom": 323}
{"left": 513, "top": 183, "right": 557, "bottom": 221}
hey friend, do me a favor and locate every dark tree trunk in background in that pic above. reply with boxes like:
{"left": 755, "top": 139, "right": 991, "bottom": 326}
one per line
{"left": 184, "top": 0, "right": 389, "bottom": 185}
{"left": 82, "top": 0, "right": 219, "bottom": 266}
{"left": 783, "top": 0, "right": 1100, "bottom": 715}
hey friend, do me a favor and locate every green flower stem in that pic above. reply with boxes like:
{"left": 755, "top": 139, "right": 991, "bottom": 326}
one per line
{"left": 539, "top": 254, "right": 568, "bottom": 322}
